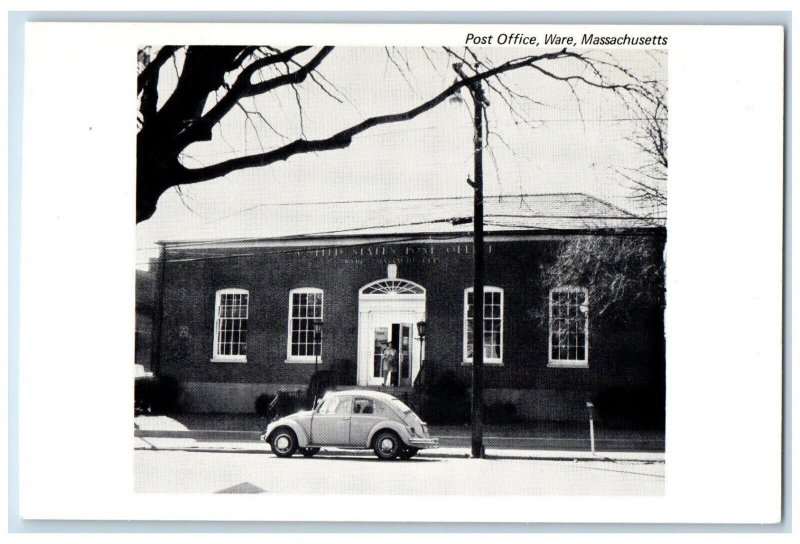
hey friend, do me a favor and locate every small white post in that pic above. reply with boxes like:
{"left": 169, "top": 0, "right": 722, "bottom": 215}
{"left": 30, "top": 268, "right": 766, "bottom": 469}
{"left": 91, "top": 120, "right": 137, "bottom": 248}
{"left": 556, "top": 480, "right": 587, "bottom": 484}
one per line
{"left": 586, "top": 401, "right": 596, "bottom": 455}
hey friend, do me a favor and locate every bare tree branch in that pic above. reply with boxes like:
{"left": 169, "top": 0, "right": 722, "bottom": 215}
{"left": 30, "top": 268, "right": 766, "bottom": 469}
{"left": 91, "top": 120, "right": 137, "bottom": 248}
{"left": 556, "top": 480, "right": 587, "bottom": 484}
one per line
{"left": 137, "top": 46, "right": 180, "bottom": 94}
{"left": 137, "top": 45, "right": 662, "bottom": 223}
{"left": 177, "top": 49, "right": 602, "bottom": 184}
{"left": 172, "top": 46, "right": 319, "bottom": 149}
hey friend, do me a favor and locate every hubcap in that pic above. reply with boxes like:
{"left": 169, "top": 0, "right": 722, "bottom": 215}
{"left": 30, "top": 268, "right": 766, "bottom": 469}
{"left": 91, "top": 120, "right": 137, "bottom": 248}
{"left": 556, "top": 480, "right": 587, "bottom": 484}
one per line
{"left": 380, "top": 437, "right": 395, "bottom": 453}
{"left": 276, "top": 435, "right": 290, "bottom": 451}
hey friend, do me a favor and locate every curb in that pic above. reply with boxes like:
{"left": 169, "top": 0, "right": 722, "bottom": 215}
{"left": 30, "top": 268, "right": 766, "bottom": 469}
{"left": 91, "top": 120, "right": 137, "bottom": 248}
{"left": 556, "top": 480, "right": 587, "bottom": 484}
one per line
{"left": 134, "top": 445, "right": 663, "bottom": 463}
{"left": 133, "top": 429, "right": 664, "bottom": 453}
{"left": 134, "top": 431, "right": 664, "bottom": 463}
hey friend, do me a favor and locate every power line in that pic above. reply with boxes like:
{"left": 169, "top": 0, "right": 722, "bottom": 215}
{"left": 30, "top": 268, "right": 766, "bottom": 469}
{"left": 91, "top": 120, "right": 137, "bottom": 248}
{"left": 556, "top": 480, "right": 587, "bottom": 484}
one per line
{"left": 485, "top": 214, "right": 662, "bottom": 221}
{"left": 203, "top": 192, "right": 597, "bottom": 224}
{"left": 146, "top": 212, "right": 654, "bottom": 251}
{"left": 136, "top": 213, "right": 662, "bottom": 263}
{"left": 137, "top": 194, "right": 658, "bottom": 254}
{"left": 143, "top": 216, "right": 473, "bottom": 254}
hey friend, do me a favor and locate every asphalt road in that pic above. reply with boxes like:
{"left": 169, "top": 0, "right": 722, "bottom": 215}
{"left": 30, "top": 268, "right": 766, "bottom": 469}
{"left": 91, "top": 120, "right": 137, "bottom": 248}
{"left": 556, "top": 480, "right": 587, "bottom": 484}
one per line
{"left": 134, "top": 447, "right": 664, "bottom": 495}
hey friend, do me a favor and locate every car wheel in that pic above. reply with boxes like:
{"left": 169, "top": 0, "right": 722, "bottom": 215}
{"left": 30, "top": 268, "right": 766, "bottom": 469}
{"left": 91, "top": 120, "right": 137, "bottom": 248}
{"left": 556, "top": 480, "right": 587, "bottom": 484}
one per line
{"left": 270, "top": 427, "right": 298, "bottom": 458}
{"left": 373, "top": 430, "right": 401, "bottom": 460}
{"left": 399, "top": 447, "right": 418, "bottom": 460}
{"left": 300, "top": 447, "right": 321, "bottom": 458}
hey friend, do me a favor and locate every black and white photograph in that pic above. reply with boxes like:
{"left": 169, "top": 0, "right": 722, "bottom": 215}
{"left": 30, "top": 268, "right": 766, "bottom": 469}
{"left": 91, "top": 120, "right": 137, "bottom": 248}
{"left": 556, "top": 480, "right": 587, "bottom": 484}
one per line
{"left": 134, "top": 43, "right": 668, "bottom": 495}
{"left": 15, "top": 19, "right": 784, "bottom": 527}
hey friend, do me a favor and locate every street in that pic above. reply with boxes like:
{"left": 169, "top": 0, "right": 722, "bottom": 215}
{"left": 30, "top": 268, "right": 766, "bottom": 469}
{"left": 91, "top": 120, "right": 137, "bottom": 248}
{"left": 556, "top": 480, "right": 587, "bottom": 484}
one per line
{"left": 134, "top": 439, "right": 664, "bottom": 495}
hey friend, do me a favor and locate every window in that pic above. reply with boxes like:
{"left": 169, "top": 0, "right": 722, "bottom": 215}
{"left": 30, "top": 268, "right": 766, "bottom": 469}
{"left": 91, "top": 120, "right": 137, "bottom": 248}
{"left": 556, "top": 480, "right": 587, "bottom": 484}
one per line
{"left": 318, "top": 395, "right": 351, "bottom": 415}
{"left": 360, "top": 279, "right": 425, "bottom": 295}
{"left": 464, "top": 287, "right": 504, "bottom": 364}
{"left": 354, "top": 398, "right": 375, "bottom": 415}
{"left": 317, "top": 396, "right": 339, "bottom": 414}
{"left": 334, "top": 397, "right": 352, "bottom": 415}
{"left": 212, "top": 288, "right": 248, "bottom": 362}
{"left": 287, "top": 288, "right": 323, "bottom": 361}
{"left": 549, "top": 287, "right": 589, "bottom": 367}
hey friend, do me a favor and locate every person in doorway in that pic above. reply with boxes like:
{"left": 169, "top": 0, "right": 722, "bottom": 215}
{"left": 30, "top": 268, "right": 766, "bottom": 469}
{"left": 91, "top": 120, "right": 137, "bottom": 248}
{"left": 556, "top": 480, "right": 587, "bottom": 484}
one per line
{"left": 381, "top": 342, "right": 399, "bottom": 387}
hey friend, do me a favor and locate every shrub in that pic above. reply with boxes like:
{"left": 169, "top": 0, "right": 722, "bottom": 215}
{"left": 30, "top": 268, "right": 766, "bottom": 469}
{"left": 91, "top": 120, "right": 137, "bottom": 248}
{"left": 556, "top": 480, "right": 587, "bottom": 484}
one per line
{"left": 305, "top": 370, "right": 334, "bottom": 409}
{"left": 594, "top": 386, "right": 665, "bottom": 430}
{"left": 255, "top": 391, "right": 304, "bottom": 421}
{"left": 485, "top": 401, "right": 517, "bottom": 424}
{"left": 134, "top": 375, "right": 181, "bottom": 414}
{"left": 254, "top": 393, "right": 275, "bottom": 418}
{"left": 422, "top": 370, "right": 469, "bottom": 424}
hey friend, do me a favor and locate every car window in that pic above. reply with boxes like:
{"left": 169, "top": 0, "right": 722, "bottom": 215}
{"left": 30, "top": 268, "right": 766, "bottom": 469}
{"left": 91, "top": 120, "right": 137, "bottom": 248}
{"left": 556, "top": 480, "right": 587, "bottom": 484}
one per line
{"left": 318, "top": 396, "right": 339, "bottom": 414}
{"left": 353, "top": 398, "right": 374, "bottom": 415}
{"left": 335, "top": 397, "right": 352, "bottom": 415}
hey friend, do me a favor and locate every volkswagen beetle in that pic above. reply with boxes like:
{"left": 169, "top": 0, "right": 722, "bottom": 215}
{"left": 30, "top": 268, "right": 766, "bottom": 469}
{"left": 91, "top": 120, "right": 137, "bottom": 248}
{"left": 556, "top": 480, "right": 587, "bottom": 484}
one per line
{"left": 260, "top": 390, "right": 438, "bottom": 460}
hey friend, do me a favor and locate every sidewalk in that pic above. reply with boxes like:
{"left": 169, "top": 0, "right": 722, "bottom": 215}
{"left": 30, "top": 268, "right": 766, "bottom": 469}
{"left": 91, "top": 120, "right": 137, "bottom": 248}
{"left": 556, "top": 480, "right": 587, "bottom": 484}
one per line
{"left": 134, "top": 413, "right": 664, "bottom": 462}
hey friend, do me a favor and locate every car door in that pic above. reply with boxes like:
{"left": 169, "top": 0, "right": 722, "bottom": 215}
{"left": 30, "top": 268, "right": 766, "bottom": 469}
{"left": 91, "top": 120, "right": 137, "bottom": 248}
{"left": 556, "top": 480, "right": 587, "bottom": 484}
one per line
{"left": 310, "top": 395, "right": 352, "bottom": 446}
{"left": 349, "top": 397, "right": 383, "bottom": 447}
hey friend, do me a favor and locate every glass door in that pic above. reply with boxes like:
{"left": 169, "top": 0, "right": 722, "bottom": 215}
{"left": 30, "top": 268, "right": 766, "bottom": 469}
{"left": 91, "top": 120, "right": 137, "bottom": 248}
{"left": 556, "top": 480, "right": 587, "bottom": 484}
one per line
{"left": 398, "top": 324, "right": 413, "bottom": 387}
{"left": 371, "top": 326, "right": 389, "bottom": 385}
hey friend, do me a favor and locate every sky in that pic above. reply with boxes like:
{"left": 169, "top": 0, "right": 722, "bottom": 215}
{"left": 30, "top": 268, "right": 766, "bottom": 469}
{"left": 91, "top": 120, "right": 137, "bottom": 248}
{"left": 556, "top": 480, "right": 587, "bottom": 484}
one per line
{"left": 136, "top": 46, "right": 667, "bottom": 268}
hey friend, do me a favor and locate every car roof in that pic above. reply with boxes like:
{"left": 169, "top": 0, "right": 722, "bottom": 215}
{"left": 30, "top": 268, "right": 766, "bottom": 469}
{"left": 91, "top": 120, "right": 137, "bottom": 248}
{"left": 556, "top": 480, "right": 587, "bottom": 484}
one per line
{"left": 325, "top": 389, "right": 399, "bottom": 402}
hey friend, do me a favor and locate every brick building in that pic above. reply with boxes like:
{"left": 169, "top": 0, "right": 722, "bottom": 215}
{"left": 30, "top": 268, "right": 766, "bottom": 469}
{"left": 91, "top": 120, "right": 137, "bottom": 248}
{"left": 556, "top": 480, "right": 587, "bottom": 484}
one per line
{"left": 146, "top": 194, "right": 665, "bottom": 427}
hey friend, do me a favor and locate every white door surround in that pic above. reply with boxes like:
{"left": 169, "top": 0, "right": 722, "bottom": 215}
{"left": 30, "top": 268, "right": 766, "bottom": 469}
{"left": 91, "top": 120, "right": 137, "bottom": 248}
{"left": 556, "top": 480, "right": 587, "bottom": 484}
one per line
{"left": 357, "top": 278, "right": 426, "bottom": 387}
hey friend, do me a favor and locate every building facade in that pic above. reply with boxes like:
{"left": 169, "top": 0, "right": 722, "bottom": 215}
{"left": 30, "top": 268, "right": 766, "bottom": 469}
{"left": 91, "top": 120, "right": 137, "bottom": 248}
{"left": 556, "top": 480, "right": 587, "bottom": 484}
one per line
{"left": 149, "top": 221, "right": 666, "bottom": 427}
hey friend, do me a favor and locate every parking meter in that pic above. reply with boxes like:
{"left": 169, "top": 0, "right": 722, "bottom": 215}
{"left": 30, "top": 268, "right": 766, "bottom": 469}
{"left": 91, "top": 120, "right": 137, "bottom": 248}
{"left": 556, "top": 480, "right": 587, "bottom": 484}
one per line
{"left": 586, "top": 401, "right": 596, "bottom": 455}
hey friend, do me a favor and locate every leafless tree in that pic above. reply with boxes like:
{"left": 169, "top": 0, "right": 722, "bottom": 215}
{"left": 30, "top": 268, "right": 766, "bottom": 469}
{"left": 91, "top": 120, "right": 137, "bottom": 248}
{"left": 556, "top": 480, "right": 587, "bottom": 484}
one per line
{"left": 541, "top": 234, "right": 666, "bottom": 322}
{"left": 137, "top": 45, "right": 658, "bottom": 223}
{"left": 618, "top": 80, "right": 668, "bottom": 220}
{"left": 540, "top": 75, "right": 667, "bottom": 318}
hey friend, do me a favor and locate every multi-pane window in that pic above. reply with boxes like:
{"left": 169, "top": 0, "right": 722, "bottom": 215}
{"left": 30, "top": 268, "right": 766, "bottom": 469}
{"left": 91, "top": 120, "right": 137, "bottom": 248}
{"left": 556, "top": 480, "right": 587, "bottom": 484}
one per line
{"left": 464, "top": 287, "right": 503, "bottom": 364}
{"left": 213, "top": 288, "right": 248, "bottom": 362}
{"left": 549, "top": 287, "right": 589, "bottom": 366}
{"left": 288, "top": 288, "right": 323, "bottom": 360}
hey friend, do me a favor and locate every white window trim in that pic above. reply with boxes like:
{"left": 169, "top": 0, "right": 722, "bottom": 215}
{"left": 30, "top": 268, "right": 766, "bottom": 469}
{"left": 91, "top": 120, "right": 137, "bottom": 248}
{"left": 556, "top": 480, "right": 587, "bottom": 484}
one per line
{"left": 463, "top": 286, "right": 504, "bottom": 365}
{"left": 547, "top": 286, "right": 589, "bottom": 368}
{"left": 286, "top": 287, "right": 324, "bottom": 363}
{"left": 211, "top": 288, "right": 248, "bottom": 363}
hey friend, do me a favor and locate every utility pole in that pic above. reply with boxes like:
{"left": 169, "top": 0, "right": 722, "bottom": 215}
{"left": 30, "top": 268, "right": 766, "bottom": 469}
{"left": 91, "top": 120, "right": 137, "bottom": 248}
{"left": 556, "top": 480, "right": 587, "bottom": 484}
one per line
{"left": 453, "top": 63, "right": 488, "bottom": 459}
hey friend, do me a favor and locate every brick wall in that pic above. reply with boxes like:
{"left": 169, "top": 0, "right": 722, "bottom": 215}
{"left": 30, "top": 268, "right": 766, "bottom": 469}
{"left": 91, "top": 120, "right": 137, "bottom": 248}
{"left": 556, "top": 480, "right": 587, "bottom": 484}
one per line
{"left": 154, "top": 232, "right": 665, "bottom": 422}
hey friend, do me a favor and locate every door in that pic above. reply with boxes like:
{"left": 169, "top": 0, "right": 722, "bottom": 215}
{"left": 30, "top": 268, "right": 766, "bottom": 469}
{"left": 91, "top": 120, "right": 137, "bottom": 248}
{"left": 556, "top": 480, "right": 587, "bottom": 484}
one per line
{"left": 349, "top": 397, "right": 381, "bottom": 446}
{"left": 371, "top": 327, "right": 389, "bottom": 385}
{"left": 398, "top": 324, "right": 413, "bottom": 387}
{"left": 367, "top": 322, "right": 414, "bottom": 386}
{"left": 309, "top": 395, "right": 352, "bottom": 446}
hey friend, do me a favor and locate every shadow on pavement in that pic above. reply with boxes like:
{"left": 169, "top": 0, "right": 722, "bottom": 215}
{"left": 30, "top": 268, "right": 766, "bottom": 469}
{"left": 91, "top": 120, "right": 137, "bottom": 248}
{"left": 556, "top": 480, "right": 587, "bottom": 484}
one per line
{"left": 573, "top": 463, "right": 665, "bottom": 479}
{"left": 135, "top": 445, "right": 441, "bottom": 462}
{"left": 216, "top": 482, "right": 267, "bottom": 494}
{"left": 307, "top": 455, "right": 440, "bottom": 463}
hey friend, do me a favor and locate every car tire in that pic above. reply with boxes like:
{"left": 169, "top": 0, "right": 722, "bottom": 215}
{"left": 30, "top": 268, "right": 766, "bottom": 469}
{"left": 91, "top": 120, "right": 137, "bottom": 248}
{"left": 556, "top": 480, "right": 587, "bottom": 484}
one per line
{"left": 399, "top": 447, "right": 418, "bottom": 460}
{"left": 270, "top": 427, "right": 298, "bottom": 458}
{"left": 372, "top": 430, "right": 401, "bottom": 460}
{"left": 300, "top": 447, "right": 321, "bottom": 458}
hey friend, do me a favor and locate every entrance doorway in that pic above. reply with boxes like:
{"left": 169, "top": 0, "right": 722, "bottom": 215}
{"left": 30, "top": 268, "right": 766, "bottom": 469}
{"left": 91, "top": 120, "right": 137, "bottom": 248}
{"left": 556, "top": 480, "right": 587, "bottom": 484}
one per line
{"left": 370, "top": 323, "right": 413, "bottom": 386}
{"left": 357, "top": 278, "right": 426, "bottom": 387}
